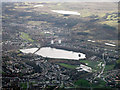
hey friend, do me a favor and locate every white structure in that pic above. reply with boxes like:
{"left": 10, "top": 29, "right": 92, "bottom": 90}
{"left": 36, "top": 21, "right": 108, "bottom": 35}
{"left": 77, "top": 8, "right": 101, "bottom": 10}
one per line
{"left": 51, "top": 10, "right": 80, "bottom": 15}
{"left": 34, "top": 5, "right": 44, "bottom": 7}
{"left": 76, "top": 64, "right": 92, "bottom": 72}
{"left": 105, "top": 43, "right": 116, "bottom": 47}
{"left": 58, "top": 40, "right": 61, "bottom": 44}
{"left": 51, "top": 40, "right": 54, "bottom": 44}
{"left": 51, "top": 39, "right": 62, "bottom": 44}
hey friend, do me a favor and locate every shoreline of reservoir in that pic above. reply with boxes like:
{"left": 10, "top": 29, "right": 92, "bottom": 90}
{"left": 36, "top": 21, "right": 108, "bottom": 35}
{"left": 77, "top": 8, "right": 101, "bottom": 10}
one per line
{"left": 20, "top": 46, "right": 86, "bottom": 60}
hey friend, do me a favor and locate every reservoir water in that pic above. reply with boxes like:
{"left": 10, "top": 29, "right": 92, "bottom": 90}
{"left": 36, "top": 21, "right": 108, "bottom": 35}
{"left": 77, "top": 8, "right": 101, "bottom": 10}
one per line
{"left": 20, "top": 47, "right": 86, "bottom": 60}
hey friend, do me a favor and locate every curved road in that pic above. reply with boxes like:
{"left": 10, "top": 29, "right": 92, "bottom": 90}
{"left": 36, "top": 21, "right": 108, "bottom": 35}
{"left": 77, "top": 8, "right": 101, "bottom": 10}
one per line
{"left": 97, "top": 53, "right": 106, "bottom": 78}
{"left": 92, "top": 53, "right": 106, "bottom": 82}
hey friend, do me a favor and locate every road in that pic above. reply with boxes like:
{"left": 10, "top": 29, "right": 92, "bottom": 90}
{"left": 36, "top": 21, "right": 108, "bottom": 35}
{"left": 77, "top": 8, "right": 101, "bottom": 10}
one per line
{"left": 97, "top": 53, "right": 106, "bottom": 78}
{"left": 92, "top": 52, "right": 106, "bottom": 82}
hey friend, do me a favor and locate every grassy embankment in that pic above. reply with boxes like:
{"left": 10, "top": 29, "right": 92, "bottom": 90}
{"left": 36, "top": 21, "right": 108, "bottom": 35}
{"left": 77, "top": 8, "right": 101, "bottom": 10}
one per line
{"left": 58, "top": 63, "right": 77, "bottom": 69}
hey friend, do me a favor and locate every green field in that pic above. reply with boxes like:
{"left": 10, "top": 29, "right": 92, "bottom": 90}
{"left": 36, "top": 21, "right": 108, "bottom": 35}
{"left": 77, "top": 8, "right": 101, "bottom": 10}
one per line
{"left": 104, "top": 65, "right": 115, "bottom": 71}
{"left": 116, "top": 59, "right": 120, "bottom": 64}
{"left": 80, "top": 60, "right": 103, "bottom": 71}
{"left": 20, "top": 32, "right": 34, "bottom": 42}
{"left": 74, "top": 79, "right": 91, "bottom": 87}
{"left": 74, "top": 78, "right": 107, "bottom": 88}
{"left": 92, "top": 78, "right": 107, "bottom": 88}
{"left": 20, "top": 82, "right": 28, "bottom": 89}
{"left": 58, "top": 63, "right": 77, "bottom": 69}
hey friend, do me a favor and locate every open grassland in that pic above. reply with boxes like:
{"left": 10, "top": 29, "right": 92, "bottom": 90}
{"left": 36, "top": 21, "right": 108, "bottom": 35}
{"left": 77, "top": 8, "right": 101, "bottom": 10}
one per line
{"left": 99, "top": 21, "right": 118, "bottom": 27}
{"left": 98, "top": 13, "right": 118, "bottom": 27}
{"left": 20, "top": 32, "right": 34, "bottom": 42}
{"left": 106, "top": 14, "right": 118, "bottom": 20}
{"left": 27, "top": 21, "right": 48, "bottom": 26}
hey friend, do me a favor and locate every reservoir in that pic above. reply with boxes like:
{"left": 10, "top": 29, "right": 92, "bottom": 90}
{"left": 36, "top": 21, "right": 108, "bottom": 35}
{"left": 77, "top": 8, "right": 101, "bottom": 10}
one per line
{"left": 20, "top": 47, "right": 86, "bottom": 60}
